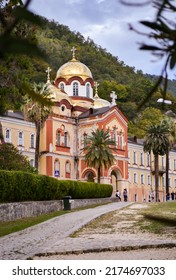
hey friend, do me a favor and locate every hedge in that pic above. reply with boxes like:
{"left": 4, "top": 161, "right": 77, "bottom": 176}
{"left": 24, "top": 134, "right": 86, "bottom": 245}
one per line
{"left": 0, "top": 170, "right": 113, "bottom": 202}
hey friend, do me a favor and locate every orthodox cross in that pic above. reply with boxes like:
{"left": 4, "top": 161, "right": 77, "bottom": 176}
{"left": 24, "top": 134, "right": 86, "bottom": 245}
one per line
{"left": 46, "top": 67, "right": 51, "bottom": 83}
{"left": 110, "top": 91, "right": 117, "bottom": 105}
{"left": 71, "top": 46, "right": 77, "bottom": 59}
{"left": 94, "top": 81, "right": 99, "bottom": 98}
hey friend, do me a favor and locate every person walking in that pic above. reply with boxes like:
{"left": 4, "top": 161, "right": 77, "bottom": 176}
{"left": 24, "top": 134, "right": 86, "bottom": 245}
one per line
{"left": 115, "top": 190, "right": 121, "bottom": 201}
{"left": 123, "top": 188, "right": 128, "bottom": 202}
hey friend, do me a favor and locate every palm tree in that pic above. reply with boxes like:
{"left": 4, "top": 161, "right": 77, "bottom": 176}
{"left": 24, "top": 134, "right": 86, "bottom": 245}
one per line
{"left": 143, "top": 123, "right": 170, "bottom": 202}
{"left": 24, "top": 82, "right": 53, "bottom": 170}
{"left": 82, "top": 129, "right": 116, "bottom": 183}
{"left": 161, "top": 117, "right": 176, "bottom": 198}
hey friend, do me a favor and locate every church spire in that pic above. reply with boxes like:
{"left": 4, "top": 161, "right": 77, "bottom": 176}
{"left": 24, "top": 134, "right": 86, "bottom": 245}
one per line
{"left": 71, "top": 46, "right": 77, "bottom": 60}
{"left": 110, "top": 91, "right": 117, "bottom": 106}
{"left": 94, "top": 81, "right": 99, "bottom": 99}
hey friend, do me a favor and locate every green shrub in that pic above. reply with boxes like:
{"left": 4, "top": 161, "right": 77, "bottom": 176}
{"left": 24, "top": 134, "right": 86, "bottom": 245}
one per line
{"left": 0, "top": 143, "right": 36, "bottom": 173}
{"left": 0, "top": 170, "right": 113, "bottom": 202}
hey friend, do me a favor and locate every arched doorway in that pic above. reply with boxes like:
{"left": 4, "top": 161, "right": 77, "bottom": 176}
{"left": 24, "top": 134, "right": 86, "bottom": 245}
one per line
{"left": 110, "top": 169, "right": 122, "bottom": 196}
{"left": 83, "top": 170, "right": 96, "bottom": 182}
{"left": 86, "top": 171, "right": 94, "bottom": 182}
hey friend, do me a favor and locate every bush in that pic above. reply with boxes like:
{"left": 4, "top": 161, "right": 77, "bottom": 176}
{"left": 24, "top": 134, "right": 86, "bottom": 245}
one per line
{"left": 0, "top": 170, "right": 113, "bottom": 202}
{"left": 0, "top": 143, "right": 36, "bottom": 173}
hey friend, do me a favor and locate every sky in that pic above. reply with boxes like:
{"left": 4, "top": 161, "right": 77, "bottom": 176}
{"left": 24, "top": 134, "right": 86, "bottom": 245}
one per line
{"left": 28, "top": 0, "right": 175, "bottom": 80}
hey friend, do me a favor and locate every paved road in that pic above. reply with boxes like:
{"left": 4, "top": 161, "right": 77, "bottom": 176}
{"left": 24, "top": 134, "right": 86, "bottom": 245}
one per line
{"left": 0, "top": 202, "right": 176, "bottom": 260}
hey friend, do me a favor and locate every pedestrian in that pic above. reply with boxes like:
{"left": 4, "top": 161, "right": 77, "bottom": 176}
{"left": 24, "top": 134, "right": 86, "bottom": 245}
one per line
{"left": 166, "top": 193, "right": 170, "bottom": 201}
{"left": 123, "top": 188, "right": 128, "bottom": 202}
{"left": 115, "top": 190, "right": 121, "bottom": 201}
{"left": 171, "top": 191, "right": 175, "bottom": 200}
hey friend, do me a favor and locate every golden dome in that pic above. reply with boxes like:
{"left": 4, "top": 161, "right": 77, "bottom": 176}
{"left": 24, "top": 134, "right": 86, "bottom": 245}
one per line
{"left": 93, "top": 93, "right": 111, "bottom": 108}
{"left": 55, "top": 58, "right": 93, "bottom": 81}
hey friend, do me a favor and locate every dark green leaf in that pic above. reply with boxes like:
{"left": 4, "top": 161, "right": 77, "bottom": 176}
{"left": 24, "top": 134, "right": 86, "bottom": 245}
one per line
{"left": 0, "top": 36, "right": 45, "bottom": 58}
{"left": 140, "top": 44, "right": 163, "bottom": 51}
{"left": 140, "top": 20, "right": 161, "bottom": 30}
{"left": 13, "top": 7, "right": 43, "bottom": 26}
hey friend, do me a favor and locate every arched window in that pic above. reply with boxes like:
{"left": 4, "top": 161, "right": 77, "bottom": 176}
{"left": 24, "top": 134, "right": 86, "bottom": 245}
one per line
{"left": 66, "top": 161, "right": 71, "bottom": 173}
{"left": 119, "top": 135, "right": 123, "bottom": 149}
{"left": 30, "top": 159, "right": 34, "bottom": 167}
{"left": 57, "top": 131, "right": 61, "bottom": 146}
{"left": 64, "top": 132, "right": 68, "bottom": 146}
{"left": 30, "top": 134, "right": 35, "bottom": 148}
{"left": 65, "top": 161, "right": 71, "bottom": 178}
{"left": 54, "top": 159, "right": 60, "bottom": 177}
{"left": 147, "top": 153, "right": 150, "bottom": 167}
{"left": 5, "top": 129, "right": 10, "bottom": 143}
{"left": 73, "top": 82, "right": 78, "bottom": 96}
{"left": 60, "top": 82, "right": 64, "bottom": 90}
{"left": 140, "top": 152, "right": 144, "bottom": 166}
{"left": 83, "top": 133, "right": 87, "bottom": 148}
{"left": 86, "top": 83, "right": 90, "bottom": 98}
{"left": 18, "top": 131, "right": 23, "bottom": 146}
{"left": 113, "top": 127, "right": 117, "bottom": 144}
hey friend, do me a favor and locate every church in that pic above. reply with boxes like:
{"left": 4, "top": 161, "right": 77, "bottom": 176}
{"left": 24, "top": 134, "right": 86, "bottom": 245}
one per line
{"left": 1, "top": 47, "right": 176, "bottom": 202}
{"left": 40, "top": 47, "right": 129, "bottom": 195}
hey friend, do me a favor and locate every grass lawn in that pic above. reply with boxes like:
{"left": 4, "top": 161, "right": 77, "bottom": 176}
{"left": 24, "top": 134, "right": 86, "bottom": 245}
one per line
{"left": 0, "top": 210, "right": 67, "bottom": 237}
{"left": 139, "top": 201, "right": 176, "bottom": 234}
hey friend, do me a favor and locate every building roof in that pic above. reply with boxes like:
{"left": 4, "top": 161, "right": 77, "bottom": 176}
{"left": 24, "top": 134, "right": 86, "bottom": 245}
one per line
{"left": 4, "top": 111, "right": 24, "bottom": 120}
{"left": 78, "top": 106, "right": 111, "bottom": 119}
{"left": 55, "top": 58, "right": 93, "bottom": 81}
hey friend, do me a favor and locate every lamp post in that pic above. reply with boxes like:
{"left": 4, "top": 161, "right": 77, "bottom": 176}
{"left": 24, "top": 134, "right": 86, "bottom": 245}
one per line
{"left": 157, "top": 98, "right": 172, "bottom": 201}
{"left": 157, "top": 98, "right": 172, "bottom": 105}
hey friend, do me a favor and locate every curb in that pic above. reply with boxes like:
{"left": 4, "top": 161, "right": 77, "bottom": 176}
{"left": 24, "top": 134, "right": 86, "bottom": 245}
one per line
{"left": 33, "top": 242, "right": 176, "bottom": 258}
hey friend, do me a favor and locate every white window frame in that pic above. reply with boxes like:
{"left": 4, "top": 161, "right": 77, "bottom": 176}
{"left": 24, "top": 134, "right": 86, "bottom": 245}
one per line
{"left": 147, "top": 175, "right": 151, "bottom": 185}
{"left": 86, "top": 83, "right": 90, "bottom": 98}
{"left": 133, "top": 151, "right": 137, "bottom": 164}
{"left": 73, "top": 82, "right": 79, "bottom": 96}
{"left": 141, "top": 174, "right": 144, "bottom": 184}
{"left": 5, "top": 128, "right": 11, "bottom": 143}
{"left": 134, "top": 173, "right": 137, "bottom": 183}
{"left": 30, "top": 134, "right": 35, "bottom": 148}
{"left": 60, "top": 82, "right": 65, "bottom": 90}
{"left": 18, "top": 131, "right": 23, "bottom": 146}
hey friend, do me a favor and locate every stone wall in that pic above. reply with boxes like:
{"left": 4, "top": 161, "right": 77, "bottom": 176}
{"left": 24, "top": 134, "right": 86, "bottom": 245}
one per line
{"left": 0, "top": 197, "right": 114, "bottom": 222}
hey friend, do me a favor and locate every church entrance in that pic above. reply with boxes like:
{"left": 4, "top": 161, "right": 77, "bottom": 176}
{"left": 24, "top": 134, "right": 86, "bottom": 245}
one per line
{"left": 110, "top": 169, "right": 121, "bottom": 196}
{"left": 85, "top": 171, "right": 95, "bottom": 182}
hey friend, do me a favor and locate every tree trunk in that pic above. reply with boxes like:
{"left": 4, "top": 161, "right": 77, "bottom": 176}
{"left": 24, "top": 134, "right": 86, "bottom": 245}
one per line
{"left": 35, "top": 123, "right": 40, "bottom": 170}
{"left": 0, "top": 121, "right": 5, "bottom": 144}
{"left": 165, "top": 148, "right": 169, "bottom": 199}
{"left": 155, "top": 154, "right": 159, "bottom": 202}
{"left": 97, "top": 167, "right": 101, "bottom": 184}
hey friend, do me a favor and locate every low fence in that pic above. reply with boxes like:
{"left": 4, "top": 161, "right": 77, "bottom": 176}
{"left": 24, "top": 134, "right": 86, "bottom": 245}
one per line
{"left": 0, "top": 197, "right": 115, "bottom": 222}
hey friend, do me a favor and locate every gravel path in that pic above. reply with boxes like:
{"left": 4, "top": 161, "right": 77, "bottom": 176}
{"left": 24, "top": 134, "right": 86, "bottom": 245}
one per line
{"left": 1, "top": 202, "right": 176, "bottom": 260}
{"left": 0, "top": 202, "right": 131, "bottom": 259}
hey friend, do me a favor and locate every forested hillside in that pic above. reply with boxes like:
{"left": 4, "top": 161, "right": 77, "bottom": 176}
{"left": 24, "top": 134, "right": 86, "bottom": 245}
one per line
{"left": 1, "top": 14, "right": 176, "bottom": 121}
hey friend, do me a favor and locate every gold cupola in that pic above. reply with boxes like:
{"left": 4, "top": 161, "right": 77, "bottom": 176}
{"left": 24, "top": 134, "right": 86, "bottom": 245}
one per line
{"left": 55, "top": 47, "right": 93, "bottom": 81}
{"left": 93, "top": 82, "right": 111, "bottom": 108}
